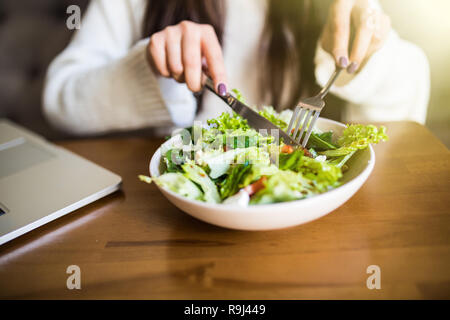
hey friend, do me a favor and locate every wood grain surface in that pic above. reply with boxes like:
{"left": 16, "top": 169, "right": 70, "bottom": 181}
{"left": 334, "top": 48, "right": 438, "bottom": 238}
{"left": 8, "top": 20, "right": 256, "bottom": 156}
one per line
{"left": 0, "top": 121, "right": 449, "bottom": 299}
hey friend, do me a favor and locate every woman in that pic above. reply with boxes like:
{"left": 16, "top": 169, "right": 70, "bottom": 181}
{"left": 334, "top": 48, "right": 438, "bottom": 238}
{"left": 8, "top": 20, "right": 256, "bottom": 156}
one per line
{"left": 43, "top": 0, "right": 429, "bottom": 135}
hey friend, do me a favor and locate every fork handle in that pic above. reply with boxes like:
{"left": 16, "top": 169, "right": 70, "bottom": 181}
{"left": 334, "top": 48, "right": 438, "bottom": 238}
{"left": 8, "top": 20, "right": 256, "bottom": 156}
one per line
{"left": 317, "top": 68, "right": 342, "bottom": 100}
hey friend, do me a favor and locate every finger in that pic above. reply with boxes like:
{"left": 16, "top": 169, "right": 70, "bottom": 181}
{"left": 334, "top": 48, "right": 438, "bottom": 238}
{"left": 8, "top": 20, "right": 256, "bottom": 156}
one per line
{"left": 348, "top": 24, "right": 374, "bottom": 73}
{"left": 201, "top": 56, "right": 209, "bottom": 73}
{"left": 165, "top": 26, "right": 184, "bottom": 81}
{"left": 148, "top": 32, "right": 169, "bottom": 77}
{"left": 330, "top": 0, "right": 353, "bottom": 68}
{"left": 200, "top": 25, "right": 227, "bottom": 96}
{"left": 181, "top": 22, "right": 202, "bottom": 92}
{"left": 201, "top": 57, "right": 210, "bottom": 85}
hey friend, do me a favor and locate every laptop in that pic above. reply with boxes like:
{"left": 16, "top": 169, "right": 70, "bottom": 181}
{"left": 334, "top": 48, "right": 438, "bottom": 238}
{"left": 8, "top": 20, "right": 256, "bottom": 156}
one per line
{"left": 0, "top": 119, "right": 122, "bottom": 245}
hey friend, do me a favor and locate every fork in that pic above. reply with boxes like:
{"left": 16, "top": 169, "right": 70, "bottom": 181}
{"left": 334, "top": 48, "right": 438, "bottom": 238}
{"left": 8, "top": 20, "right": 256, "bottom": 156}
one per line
{"left": 286, "top": 68, "right": 342, "bottom": 147}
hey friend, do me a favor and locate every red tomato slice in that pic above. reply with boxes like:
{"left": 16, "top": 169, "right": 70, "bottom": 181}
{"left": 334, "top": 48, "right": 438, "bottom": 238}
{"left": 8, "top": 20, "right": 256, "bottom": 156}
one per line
{"left": 281, "top": 144, "right": 294, "bottom": 154}
{"left": 244, "top": 176, "right": 268, "bottom": 196}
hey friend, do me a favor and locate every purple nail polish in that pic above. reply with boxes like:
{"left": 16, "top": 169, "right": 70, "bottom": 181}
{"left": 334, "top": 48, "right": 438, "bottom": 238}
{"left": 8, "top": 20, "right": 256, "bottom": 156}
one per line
{"left": 339, "top": 56, "right": 348, "bottom": 68}
{"left": 218, "top": 83, "right": 227, "bottom": 96}
{"left": 348, "top": 62, "right": 358, "bottom": 74}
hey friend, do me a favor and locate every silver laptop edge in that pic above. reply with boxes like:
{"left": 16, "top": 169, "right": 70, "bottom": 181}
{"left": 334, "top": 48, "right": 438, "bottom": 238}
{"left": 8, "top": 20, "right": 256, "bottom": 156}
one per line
{"left": 0, "top": 119, "right": 122, "bottom": 245}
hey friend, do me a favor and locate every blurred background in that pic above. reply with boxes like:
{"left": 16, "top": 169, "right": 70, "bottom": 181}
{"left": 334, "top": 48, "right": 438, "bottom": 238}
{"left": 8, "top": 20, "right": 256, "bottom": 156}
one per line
{"left": 0, "top": 0, "right": 449, "bottom": 145}
{"left": 380, "top": 0, "right": 450, "bottom": 146}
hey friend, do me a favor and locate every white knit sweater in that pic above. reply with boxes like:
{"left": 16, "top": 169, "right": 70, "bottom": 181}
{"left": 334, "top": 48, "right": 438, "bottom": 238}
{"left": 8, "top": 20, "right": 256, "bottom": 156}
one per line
{"left": 43, "top": 0, "right": 430, "bottom": 135}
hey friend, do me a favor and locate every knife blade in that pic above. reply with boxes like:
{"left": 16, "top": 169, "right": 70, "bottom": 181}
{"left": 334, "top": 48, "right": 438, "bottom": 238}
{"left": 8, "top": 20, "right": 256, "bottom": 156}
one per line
{"left": 204, "top": 79, "right": 297, "bottom": 146}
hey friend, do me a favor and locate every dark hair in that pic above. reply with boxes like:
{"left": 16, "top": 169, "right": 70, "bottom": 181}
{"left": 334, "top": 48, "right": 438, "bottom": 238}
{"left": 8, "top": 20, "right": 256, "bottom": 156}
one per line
{"left": 260, "top": 0, "right": 322, "bottom": 109}
{"left": 142, "top": 0, "right": 322, "bottom": 111}
{"left": 143, "top": 0, "right": 225, "bottom": 43}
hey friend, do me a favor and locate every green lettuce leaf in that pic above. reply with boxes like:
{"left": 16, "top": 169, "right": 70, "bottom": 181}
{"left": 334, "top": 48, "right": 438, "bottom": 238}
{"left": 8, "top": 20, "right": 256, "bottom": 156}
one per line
{"left": 207, "top": 112, "right": 250, "bottom": 132}
{"left": 250, "top": 171, "right": 310, "bottom": 204}
{"left": 258, "top": 107, "right": 289, "bottom": 131}
{"left": 199, "top": 146, "right": 269, "bottom": 179}
{"left": 316, "top": 131, "right": 334, "bottom": 144}
{"left": 326, "top": 151, "right": 356, "bottom": 169}
{"left": 295, "top": 157, "right": 342, "bottom": 192}
{"left": 321, "top": 124, "right": 388, "bottom": 157}
{"left": 219, "top": 163, "right": 252, "bottom": 199}
{"left": 257, "top": 106, "right": 294, "bottom": 130}
{"left": 232, "top": 88, "right": 246, "bottom": 103}
{"left": 279, "top": 149, "right": 304, "bottom": 170}
{"left": 163, "top": 149, "right": 184, "bottom": 173}
{"left": 240, "top": 164, "right": 279, "bottom": 187}
{"left": 306, "top": 132, "right": 338, "bottom": 151}
{"left": 277, "top": 149, "right": 342, "bottom": 192}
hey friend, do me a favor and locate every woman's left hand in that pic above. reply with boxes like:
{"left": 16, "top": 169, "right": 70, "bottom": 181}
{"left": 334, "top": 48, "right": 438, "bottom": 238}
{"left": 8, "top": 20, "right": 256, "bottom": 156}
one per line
{"left": 321, "top": 0, "right": 391, "bottom": 73}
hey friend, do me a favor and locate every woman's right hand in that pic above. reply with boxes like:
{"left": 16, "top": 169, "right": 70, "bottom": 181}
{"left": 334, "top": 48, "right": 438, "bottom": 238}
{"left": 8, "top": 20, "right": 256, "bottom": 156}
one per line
{"left": 146, "top": 20, "right": 227, "bottom": 96}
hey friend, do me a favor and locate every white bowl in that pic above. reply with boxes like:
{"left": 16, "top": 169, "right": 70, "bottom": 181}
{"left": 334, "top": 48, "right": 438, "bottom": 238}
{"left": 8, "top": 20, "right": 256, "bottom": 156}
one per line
{"left": 149, "top": 117, "right": 375, "bottom": 231}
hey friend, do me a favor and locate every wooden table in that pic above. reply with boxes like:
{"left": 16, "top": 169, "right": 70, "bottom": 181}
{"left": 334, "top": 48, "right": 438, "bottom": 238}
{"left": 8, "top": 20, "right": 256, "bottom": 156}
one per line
{"left": 0, "top": 122, "right": 449, "bottom": 299}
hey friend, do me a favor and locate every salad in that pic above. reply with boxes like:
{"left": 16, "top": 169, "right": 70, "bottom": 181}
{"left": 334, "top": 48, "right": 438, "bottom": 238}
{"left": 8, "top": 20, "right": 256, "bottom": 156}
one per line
{"left": 140, "top": 92, "right": 387, "bottom": 206}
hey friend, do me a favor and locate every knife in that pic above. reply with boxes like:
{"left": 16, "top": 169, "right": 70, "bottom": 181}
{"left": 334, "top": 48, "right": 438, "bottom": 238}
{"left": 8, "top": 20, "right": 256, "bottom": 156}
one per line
{"left": 204, "top": 78, "right": 298, "bottom": 146}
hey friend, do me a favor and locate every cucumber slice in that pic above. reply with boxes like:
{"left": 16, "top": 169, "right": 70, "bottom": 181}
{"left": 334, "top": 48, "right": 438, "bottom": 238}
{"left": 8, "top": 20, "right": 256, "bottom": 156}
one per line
{"left": 182, "top": 163, "right": 221, "bottom": 203}
{"left": 155, "top": 172, "right": 203, "bottom": 200}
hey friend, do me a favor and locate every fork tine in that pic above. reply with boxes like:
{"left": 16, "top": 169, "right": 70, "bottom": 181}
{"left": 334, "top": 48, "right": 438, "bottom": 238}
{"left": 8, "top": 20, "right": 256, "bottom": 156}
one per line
{"left": 287, "top": 68, "right": 340, "bottom": 147}
{"left": 301, "top": 110, "right": 320, "bottom": 147}
{"left": 292, "top": 108, "right": 307, "bottom": 143}
{"left": 296, "top": 109, "right": 313, "bottom": 144}
{"left": 287, "top": 107, "right": 300, "bottom": 135}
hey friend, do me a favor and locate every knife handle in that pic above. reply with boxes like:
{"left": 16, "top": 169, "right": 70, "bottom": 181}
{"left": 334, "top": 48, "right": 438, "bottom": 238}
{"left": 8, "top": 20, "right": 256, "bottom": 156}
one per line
{"left": 203, "top": 77, "right": 233, "bottom": 107}
{"left": 204, "top": 77, "right": 216, "bottom": 93}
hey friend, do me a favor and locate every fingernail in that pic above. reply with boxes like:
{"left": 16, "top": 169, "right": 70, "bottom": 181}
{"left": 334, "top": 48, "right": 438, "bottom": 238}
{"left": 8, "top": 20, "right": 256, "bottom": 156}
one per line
{"left": 218, "top": 83, "right": 227, "bottom": 96}
{"left": 338, "top": 56, "right": 348, "bottom": 68}
{"left": 347, "top": 62, "right": 358, "bottom": 74}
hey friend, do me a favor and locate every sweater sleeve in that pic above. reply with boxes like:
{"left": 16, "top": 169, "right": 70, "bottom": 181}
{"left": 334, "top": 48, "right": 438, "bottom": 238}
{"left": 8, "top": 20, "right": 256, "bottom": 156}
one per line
{"left": 42, "top": 0, "right": 178, "bottom": 134}
{"left": 314, "top": 30, "right": 430, "bottom": 124}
